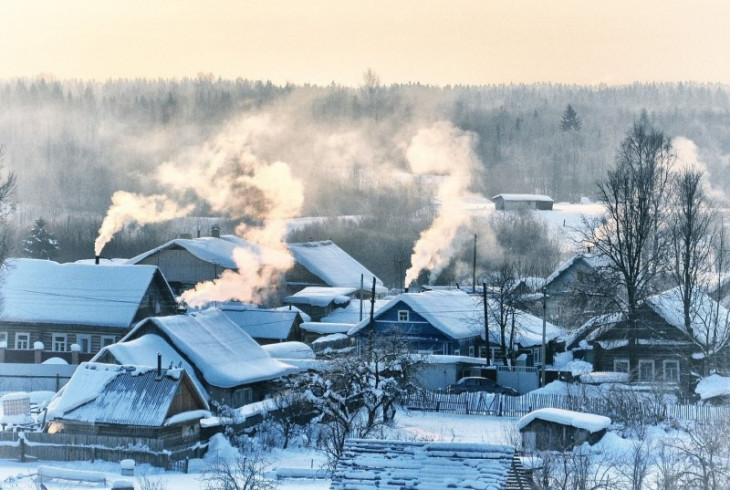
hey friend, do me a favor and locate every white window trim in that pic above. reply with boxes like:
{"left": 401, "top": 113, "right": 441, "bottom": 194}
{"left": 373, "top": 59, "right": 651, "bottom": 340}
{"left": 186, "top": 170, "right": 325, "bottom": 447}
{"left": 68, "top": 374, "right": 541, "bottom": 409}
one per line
{"left": 398, "top": 310, "right": 409, "bottom": 322}
{"left": 663, "top": 360, "right": 680, "bottom": 383}
{"left": 76, "top": 334, "right": 92, "bottom": 354}
{"left": 638, "top": 359, "right": 654, "bottom": 382}
{"left": 52, "top": 333, "right": 68, "bottom": 352}
{"left": 100, "top": 335, "right": 116, "bottom": 349}
{"left": 0, "top": 332, "right": 7, "bottom": 345}
{"left": 15, "top": 332, "right": 30, "bottom": 350}
{"left": 468, "top": 345, "right": 475, "bottom": 357}
{"left": 614, "top": 358, "right": 630, "bottom": 373}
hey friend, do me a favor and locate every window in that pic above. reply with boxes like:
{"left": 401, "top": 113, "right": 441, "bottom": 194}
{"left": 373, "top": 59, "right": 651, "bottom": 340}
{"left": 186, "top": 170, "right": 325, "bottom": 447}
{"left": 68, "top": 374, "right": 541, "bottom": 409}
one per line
{"left": 232, "top": 388, "right": 252, "bottom": 407}
{"left": 638, "top": 360, "right": 654, "bottom": 382}
{"left": 0, "top": 332, "right": 7, "bottom": 347}
{"left": 15, "top": 333, "right": 30, "bottom": 350}
{"left": 478, "top": 346, "right": 487, "bottom": 359}
{"left": 453, "top": 348, "right": 461, "bottom": 356}
{"left": 100, "top": 336, "right": 116, "bottom": 349}
{"left": 76, "top": 335, "right": 92, "bottom": 354}
{"left": 663, "top": 360, "right": 680, "bottom": 383}
{"left": 468, "top": 345, "right": 475, "bottom": 357}
{"left": 52, "top": 333, "right": 67, "bottom": 352}
{"left": 614, "top": 359, "right": 629, "bottom": 373}
{"left": 398, "top": 310, "right": 409, "bottom": 322}
{"left": 490, "top": 347, "right": 503, "bottom": 364}
{"left": 533, "top": 347, "right": 543, "bottom": 365}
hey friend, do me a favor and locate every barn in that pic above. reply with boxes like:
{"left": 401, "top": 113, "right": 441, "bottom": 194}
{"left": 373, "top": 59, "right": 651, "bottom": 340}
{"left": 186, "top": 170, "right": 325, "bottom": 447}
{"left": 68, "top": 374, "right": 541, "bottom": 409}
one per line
{"left": 518, "top": 408, "right": 610, "bottom": 452}
{"left": 492, "top": 193, "right": 554, "bottom": 211}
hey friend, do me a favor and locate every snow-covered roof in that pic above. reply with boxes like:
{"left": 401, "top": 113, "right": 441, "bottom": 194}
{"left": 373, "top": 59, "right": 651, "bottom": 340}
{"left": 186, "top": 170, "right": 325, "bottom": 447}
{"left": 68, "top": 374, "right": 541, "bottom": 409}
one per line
{"left": 262, "top": 341, "right": 315, "bottom": 360}
{"left": 331, "top": 439, "right": 525, "bottom": 490}
{"left": 283, "top": 286, "right": 355, "bottom": 308}
{"left": 46, "top": 362, "right": 209, "bottom": 426}
{"left": 644, "top": 287, "right": 730, "bottom": 346}
{"left": 287, "top": 241, "right": 387, "bottom": 293}
{"left": 219, "top": 305, "right": 302, "bottom": 341}
{"left": 349, "top": 290, "right": 481, "bottom": 340}
{"left": 99, "top": 333, "right": 208, "bottom": 398}
{"left": 695, "top": 374, "right": 730, "bottom": 400}
{"left": 127, "top": 234, "right": 259, "bottom": 269}
{"left": 300, "top": 322, "right": 353, "bottom": 335}
{"left": 544, "top": 253, "right": 611, "bottom": 287}
{"left": 348, "top": 290, "right": 564, "bottom": 345}
{"left": 492, "top": 193, "right": 554, "bottom": 202}
{"left": 124, "top": 309, "right": 298, "bottom": 388}
{"left": 320, "top": 299, "right": 390, "bottom": 324}
{"left": 0, "top": 258, "right": 168, "bottom": 327}
{"left": 518, "top": 408, "right": 611, "bottom": 433}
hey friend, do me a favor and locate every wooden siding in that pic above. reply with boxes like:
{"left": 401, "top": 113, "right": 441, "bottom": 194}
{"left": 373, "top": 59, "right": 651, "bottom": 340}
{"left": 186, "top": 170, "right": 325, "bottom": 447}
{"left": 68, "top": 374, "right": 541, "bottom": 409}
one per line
{"left": 136, "top": 248, "right": 231, "bottom": 292}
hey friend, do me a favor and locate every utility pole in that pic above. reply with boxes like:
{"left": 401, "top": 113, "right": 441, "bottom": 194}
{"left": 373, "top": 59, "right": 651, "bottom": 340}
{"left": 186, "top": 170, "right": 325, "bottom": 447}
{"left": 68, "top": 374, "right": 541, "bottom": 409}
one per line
{"left": 359, "top": 274, "right": 364, "bottom": 322}
{"left": 482, "top": 282, "right": 490, "bottom": 366}
{"left": 472, "top": 234, "right": 477, "bottom": 294}
{"left": 541, "top": 286, "right": 547, "bottom": 387}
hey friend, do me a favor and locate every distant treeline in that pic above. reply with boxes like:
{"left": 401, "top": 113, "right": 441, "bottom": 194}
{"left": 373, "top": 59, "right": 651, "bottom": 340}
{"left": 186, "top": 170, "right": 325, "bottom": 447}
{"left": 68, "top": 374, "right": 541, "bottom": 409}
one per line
{"left": 1, "top": 77, "right": 729, "bottom": 277}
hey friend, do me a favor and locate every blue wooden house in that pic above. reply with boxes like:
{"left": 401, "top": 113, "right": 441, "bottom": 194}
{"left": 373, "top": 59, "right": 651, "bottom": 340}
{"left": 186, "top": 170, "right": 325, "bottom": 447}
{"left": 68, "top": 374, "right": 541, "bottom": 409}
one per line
{"left": 348, "top": 290, "right": 482, "bottom": 355}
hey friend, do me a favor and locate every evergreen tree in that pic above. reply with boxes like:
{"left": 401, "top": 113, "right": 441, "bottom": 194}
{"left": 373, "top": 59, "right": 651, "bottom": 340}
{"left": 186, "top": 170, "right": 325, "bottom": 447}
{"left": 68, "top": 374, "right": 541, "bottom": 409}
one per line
{"left": 22, "top": 218, "right": 60, "bottom": 260}
{"left": 560, "top": 104, "right": 582, "bottom": 131}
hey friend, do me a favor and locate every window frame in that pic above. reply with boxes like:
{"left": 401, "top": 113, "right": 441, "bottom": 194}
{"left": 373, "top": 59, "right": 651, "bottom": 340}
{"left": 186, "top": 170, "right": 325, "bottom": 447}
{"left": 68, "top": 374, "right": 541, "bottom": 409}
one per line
{"left": 76, "top": 334, "right": 92, "bottom": 354}
{"left": 100, "top": 335, "right": 117, "bottom": 349}
{"left": 663, "top": 360, "right": 680, "bottom": 383}
{"left": 15, "top": 332, "right": 30, "bottom": 350}
{"left": 614, "top": 358, "right": 630, "bottom": 374}
{"left": 51, "top": 333, "right": 68, "bottom": 352}
{"left": 397, "top": 310, "right": 409, "bottom": 322}
{"left": 638, "top": 359, "right": 655, "bottom": 382}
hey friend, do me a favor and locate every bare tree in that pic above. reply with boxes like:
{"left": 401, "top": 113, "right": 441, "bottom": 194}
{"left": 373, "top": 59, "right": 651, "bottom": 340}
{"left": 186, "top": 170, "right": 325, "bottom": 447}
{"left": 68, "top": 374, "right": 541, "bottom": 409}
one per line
{"left": 670, "top": 167, "right": 717, "bottom": 337}
{"left": 203, "top": 452, "right": 277, "bottom": 490}
{"left": 484, "top": 260, "right": 521, "bottom": 366}
{"left": 581, "top": 121, "right": 674, "bottom": 376}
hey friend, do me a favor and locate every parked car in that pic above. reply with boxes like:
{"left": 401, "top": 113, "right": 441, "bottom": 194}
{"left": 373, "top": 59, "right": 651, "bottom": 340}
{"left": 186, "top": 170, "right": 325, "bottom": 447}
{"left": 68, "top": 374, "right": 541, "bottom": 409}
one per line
{"left": 446, "top": 377, "right": 519, "bottom": 396}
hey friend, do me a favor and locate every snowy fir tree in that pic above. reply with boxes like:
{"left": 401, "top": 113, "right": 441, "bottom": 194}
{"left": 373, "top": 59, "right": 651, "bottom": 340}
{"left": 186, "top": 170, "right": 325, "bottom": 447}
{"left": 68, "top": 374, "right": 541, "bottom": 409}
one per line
{"left": 22, "top": 218, "right": 60, "bottom": 260}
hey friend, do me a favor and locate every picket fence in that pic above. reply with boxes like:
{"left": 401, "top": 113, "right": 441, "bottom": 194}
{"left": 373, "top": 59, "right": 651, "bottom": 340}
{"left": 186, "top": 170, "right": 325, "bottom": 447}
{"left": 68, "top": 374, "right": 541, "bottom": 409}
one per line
{"left": 405, "top": 391, "right": 730, "bottom": 421}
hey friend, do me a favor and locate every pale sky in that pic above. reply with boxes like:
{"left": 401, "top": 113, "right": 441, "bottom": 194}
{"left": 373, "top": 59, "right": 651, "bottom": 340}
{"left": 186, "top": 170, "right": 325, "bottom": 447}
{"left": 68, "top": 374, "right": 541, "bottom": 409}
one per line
{"left": 1, "top": 0, "right": 729, "bottom": 87}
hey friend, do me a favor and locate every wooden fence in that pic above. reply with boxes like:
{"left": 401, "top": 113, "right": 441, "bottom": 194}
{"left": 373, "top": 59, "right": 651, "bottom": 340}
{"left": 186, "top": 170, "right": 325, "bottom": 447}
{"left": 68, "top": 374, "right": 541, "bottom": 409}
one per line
{"left": 0, "top": 431, "right": 206, "bottom": 469}
{"left": 405, "top": 391, "right": 730, "bottom": 421}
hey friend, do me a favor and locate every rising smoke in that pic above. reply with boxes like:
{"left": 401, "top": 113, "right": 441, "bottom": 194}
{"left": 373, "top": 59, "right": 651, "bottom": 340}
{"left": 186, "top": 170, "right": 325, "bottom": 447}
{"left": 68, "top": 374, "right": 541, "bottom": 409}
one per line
{"left": 673, "top": 136, "right": 728, "bottom": 204}
{"left": 403, "top": 121, "right": 489, "bottom": 286}
{"left": 94, "top": 191, "right": 194, "bottom": 256}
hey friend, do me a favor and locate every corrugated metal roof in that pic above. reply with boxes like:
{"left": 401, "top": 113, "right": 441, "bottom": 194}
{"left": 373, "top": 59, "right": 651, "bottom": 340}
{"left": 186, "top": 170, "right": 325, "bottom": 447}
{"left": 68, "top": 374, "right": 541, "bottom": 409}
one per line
{"left": 60, "top": 364, "right": 204, "bottom": 427}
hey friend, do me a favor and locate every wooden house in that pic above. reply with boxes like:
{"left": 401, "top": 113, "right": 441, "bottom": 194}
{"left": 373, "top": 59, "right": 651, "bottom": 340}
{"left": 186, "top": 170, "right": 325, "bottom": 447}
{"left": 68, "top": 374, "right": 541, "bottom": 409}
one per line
{"left": 348, "top": 290, "right": 564, "bottom": 366}
{"left": 492, "top": 193, "right": 554, "bottom": 211}
{"left": 518, "top": 408, "right": 610, "bottom": 452}
{"left": 94, "top": 309, "right": 298, "bottom": 407}
{"left": 568, "top": 287, "right": 730, "bottom": 392}
{"left": 331, "top": 439, "right": 531, "bottom": 490}
{"left": 45, "top": 362, "right": 210, "bottom": 449}
{"left": 285, "top": 241, "right": 386, "bottom": 298}
{"left": 283, "top": 286, "right": 355, "bottom": 322}
{"left": 540, "top": 253, "right": 615, "bottom": 329}
{"left": 0, "top": 258, "right": 178, "bottom": 363}
{"left": 218, "top": 303, "right": 305, "bottom": 344}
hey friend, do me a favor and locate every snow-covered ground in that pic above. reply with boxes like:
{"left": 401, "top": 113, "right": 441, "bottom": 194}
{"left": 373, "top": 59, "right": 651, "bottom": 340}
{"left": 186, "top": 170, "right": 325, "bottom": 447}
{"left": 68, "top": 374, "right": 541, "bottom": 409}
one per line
{"left": 0, "top": 410, "right": 518, "bottom": 490}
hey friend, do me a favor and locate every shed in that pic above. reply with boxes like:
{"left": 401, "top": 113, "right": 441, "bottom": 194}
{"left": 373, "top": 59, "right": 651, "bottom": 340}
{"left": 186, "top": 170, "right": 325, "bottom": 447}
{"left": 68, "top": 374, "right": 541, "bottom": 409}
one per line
{"left": 492, "top": 193, "right": 554, "bottom": 211}
{"left": 45, "top": 362, "right": 210, "bottom": 449}
{"left": 518, "top": 408, "right": 610, "bottom": 452}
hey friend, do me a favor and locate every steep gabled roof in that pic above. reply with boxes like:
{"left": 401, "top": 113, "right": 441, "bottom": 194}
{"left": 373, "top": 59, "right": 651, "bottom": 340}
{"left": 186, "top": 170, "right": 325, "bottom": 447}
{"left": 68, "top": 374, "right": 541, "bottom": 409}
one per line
{"left": 544, "top": 253, "right": 611, "bottom": 287}
{"left": 127, "top": 235, "right": 259, "bottom": 269}
{"left": 348, "top": 290, "right": 564, "bottom": 345}
{"left": 287, "top": 241, "right": 386, "bottom": 293}
{"left": 644, "top": 287, "right": 730, "bottom": 347}
{"left": 518, "top": 408, "right": 611, "bottom": 433}
{"left": 46, "top": 362, "right": 209, "bottom": 426}
{"left": 0, "top": 258, "right": 169, "bottom": 327}
{"left": 125, "top": 309, "right": 297, "bottom": 388}
{"left": 331, "top": 439, "right": 529, "bottom": 490}
{"left": 349, "top": 290, "right": 480, "bottom": 340}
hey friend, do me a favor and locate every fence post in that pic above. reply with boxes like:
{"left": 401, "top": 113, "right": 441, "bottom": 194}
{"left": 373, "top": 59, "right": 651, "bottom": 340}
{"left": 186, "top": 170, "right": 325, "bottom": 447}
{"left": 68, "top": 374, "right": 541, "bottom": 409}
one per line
{"left": 19, "top": 435, "right": 25, "bottom": 462}
{"left": 184, "top": 456, "right": 189, "bottom": 474}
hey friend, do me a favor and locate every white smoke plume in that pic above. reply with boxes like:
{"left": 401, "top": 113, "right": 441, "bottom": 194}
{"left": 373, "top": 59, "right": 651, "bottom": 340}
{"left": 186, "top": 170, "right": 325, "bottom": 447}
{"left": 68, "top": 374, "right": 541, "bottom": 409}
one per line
{"left": 403, "top": 121, "right": 485, "bottom": 286}
{"left": 673, "top": 136, "right": 728, "bottom": 204}
{"left": 94, "top": 191, "right": 194, "bottom": 256}
{"left": 155, "top": 114, "right": 305, "bottom": 306}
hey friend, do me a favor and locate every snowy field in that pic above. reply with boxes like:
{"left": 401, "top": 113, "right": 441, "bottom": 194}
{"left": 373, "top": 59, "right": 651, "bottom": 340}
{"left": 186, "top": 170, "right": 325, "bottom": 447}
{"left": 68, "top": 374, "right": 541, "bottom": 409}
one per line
{"left": 0, "top": 410, "right": 518, "bottom": 490}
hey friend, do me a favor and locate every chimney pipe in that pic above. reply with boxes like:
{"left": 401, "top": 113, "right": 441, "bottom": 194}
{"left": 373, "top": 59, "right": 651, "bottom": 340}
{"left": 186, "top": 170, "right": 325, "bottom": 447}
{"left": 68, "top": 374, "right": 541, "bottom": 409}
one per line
{"left": 211, "top": 225, "right": 220, "bottom": 238}
{"left": 95, "top": 255, "right": 100, "bottom": 265}
{"left": 157, "top": 353, "right": 162, "bottom": 377}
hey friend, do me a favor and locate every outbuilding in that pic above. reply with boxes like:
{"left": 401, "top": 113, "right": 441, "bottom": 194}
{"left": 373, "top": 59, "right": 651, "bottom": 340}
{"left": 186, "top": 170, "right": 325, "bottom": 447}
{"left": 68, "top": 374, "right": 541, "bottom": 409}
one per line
{"left": 492, "top": 193, "right": 554, "bottom": 211}
{"left": 518, "top": 408, "right": 610, "bottom": 452}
